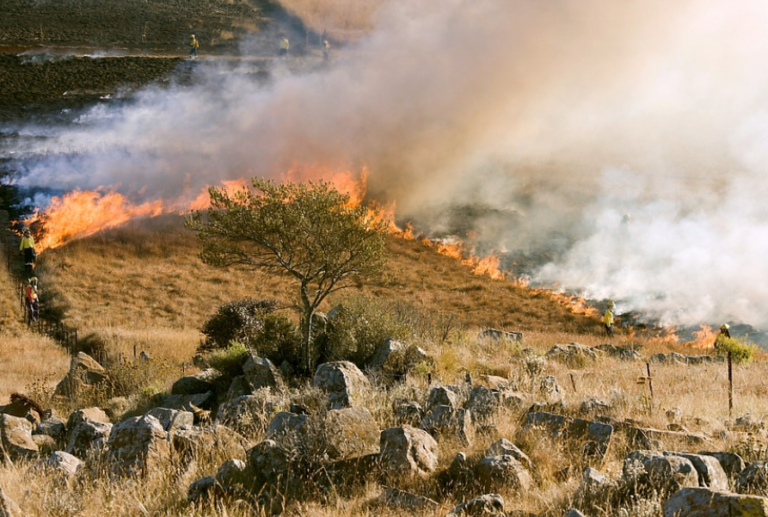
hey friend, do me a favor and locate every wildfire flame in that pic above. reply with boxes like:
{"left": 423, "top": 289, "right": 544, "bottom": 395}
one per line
{"left": 688, "top": 324, "right": 717, "bottom": 349}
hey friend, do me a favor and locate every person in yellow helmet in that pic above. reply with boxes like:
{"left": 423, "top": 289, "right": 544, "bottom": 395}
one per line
{"left": 714, "top": 323, "right": 731, "bottom": 350}
{"left": 279, "top": 36, "right": 290, "bottom": 57}
{"left": 19, "top": 228, "right": 36, "bottom": 275}
{"left": 323, "top": 39, "right": 331, "bottom": 61}
{"left": 189, "top": 34, "right": 199, "bottom": 59}
{"left": 603, "top": 300, "right": 615, "bottom": 337}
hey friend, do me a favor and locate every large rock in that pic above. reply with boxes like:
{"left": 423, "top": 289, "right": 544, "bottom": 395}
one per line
{"left": 475, "top": 455, "right": 532, "bottom": 491}
{"left": 66, "top": 421, "right": 112, "bottom": 458}
{"left": 171, "top": 369, "right": 221, "bottom": 395}
{"left": 479, "top": 328, "right": 523, "bottom": 341}
{"left": 420, "top": 405, "right": 474, "bottom": 445}
{"left": 545, "top": 343, "right": 598, "bottom": 366}
{"left": 367, "top": 339, "right": 434, "bottom": 381}
{"left": 216, "top": 459, "right": 248, "bottom": 487}
{"left": 106, "top": 415, "right": 170, "bottom": 475}
{"left": 664, "top": 487, "right": 768, "bottom": 517}
{"left": 467, "top": 386, "right": 501, "bottom": 424}
{"left": 485, "top": 438, "right": 533, "bottom": 470}
{"left": 427, "top": 386, "right": 460, "bottom": 411}
{"left": 36, "top": 416, "right": 66, "bottom": 442}
{"left": 0, "top": 486, "right": 21, "bottom": 517}
{"left": 145, "top": 408, "right": 194, "bottom": 431}
{"left": 264, "top": 411, "right": 308, "bottom": 448}
{"left": 0, "top": 394, "right": 44, "bottom": 425}
{"left": 54, "top": 352, "right": 108, "bottom": 397}
{"left": 247, "top": 439, "right": 296, "bottom": 489}
{"left": 737, "top": 461, "right": 768, "bottom": 495}
{"left": 521, "top": 412, "right": 613, "bottom": 459}
{"left": 157, "top": 391, "right": 216, "bottom": 412}
{"left": 380, "top": 488, "right": 438, "bottom": 511}
{"left": 172, "top": 425, "right": 251, "bottom": 464}
{"left": 324, "top": 407, "right": 380, "bottom": 461}
{"left": 576, "top": 466, "right": 618, "bottom": 504}
{"left": 539, "top": 376, "right": 565, "bottom": 405}
{"left": 380, "top": 425, "right": 439, "bottom": 477}
{"left": 665, "top": 452, "right": 729, "bottom": 491}
{"left": 623, "top": 450, "right": 699, "bottom": 492}
{"left": 66, "top": 407, "right": 110, "bottom": 430}
{"left": 393, "top": 401, "right": 423, "bottom": 427}
{"left": 243, "top": 354, "right": 284, "bottom": 391}
{"left": 699, "top": 451, "right": 745, "bottom": 480}
{"left": 312, "top": 361, "right": 371, "bottom": 409}
{"left": 217, "top": 390, "right": 284, "bottom": 434}
{"left": 45, "top": 450, "right": 82, "bottom": 478}
{"left": 0, "top": 414, "right": 37, "bottom": 459}
{"left": 446, "top": 493, "right": 505, "bottom": 517}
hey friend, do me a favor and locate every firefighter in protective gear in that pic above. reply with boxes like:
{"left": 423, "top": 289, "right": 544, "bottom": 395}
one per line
{"left": 714, "top": 323, "right": 731, "bottom": 350}
{"left": 25, "top": 277, "right": 39, "bottom": 323}
{"left": 20, "top": 228, "right": 36, "bottom": 274}
{"left": 279, "top": 36, "right": 290, "bottom": 56}
{"left": 189, "top": 35, "right": 199, "bottom": 58}
{"left": 603, "top": 300, "right": 615, "bottom": 337}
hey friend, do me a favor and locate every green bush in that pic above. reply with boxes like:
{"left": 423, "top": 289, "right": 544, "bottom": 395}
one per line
{"left": 206, "top": 341, "right": 250, "bottom": 378}
{"left": 715, "top": 336, "right": 758, "bottom": 364}
{"left": 199, "top": 299, "right": 278, "bottom": 352}
{"left": 251, "top": 313, "right": 302, "bottom": 368}
{"left": 322, "top": 294, "right": 413, "bottom": 366}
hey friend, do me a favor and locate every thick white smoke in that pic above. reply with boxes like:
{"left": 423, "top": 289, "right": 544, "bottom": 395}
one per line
{"left": 9, "top": 0, "right": 768, "bottom": 328}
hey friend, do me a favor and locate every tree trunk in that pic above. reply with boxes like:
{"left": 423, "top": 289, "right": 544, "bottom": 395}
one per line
{"left": 300, "top": 285, "right": 314, "bottom": 376}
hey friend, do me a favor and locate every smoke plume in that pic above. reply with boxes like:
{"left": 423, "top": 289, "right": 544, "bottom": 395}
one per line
{"left": 7, "top": 0, "right": 768, "bottom": 328}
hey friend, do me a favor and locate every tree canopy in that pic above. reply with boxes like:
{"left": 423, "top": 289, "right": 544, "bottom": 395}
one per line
{"left": 186, "top": 177, "right": 389, "bottom": 373}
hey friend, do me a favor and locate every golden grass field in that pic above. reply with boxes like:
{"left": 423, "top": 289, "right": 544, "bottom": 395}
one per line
{"left": 1, "top": 214, "right": 767, "bottom": 516}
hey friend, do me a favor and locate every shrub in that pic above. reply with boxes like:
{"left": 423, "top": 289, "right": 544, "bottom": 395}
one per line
{"left": 715, "top": 336, "right": 758, "bottom": 364}
{"left": 322, "top": 294, "right": 414, "bottom": 366}
{"left": 251, "top": 313, "right": 302, "bottom": 368}
{"left": 206, "top": 341, "right": 250, "bottom": 378}
{"left": 199, "top": 298, "right": 278, "bottom": 352}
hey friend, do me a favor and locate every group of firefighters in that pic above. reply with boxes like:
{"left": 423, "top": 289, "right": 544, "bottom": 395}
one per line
{"left": 602, "top": 299, "right": 731, "bottom": 349}
{"left": 188, "top": 34, "right": 331, "bottom": 60}
{"left": 19, "top": 228, "right": 39, "bottom": 323}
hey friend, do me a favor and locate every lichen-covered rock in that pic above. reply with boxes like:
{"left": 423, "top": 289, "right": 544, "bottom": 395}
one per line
{"left": 380, "top": 425, "right": 439, "bottom": 477}
{"left": 217, "top": 390, "right": 284, "bottom": 434}
{"left": 157, "top": 391, "right": 216, "bottom": 412}
{"left": 54, "top": 352, "right": 108, "bottom": 397}
{"left": 226, "top": 375, "right": 253, "bottom": 400}
{"left": 66, "top": 407, "right": 110, "bottom": 430}
{"left": 66, "top": 420, "right": 112, "bottom": 458}
{"left": 246, "top": 439, "right": 298, "bottom": 493}
{"left": 485, "top": 438, "right": 532, "bottom": 470}
{"left": 0, "top": 414, "right": 37, "bottom": 459}
{"left": 737, "top": 461, "right": 768, "bottom": 495}
{"left": 146, "top": 408, "right": 194, "bottom": 431}
{"left": 45, "top": 451, "right": 82, "bottom": 478}
{"left": 521, "top": 412, "right": 613, "bottom": 459}
{"left": 665, "top": 452, "right": 729, "bottom": 491}
{"left": 479, "top": 328, "right": 523, "bottom": 341}
{"left": 420, "top": 405, "right": 474, "bottom": 445}
{"left": 31, "top": 434, "right": 56, "bottom": 455}
{"left": 243, "top": 354, "right": 284, "bottom": 391}
{"left": 264, "top": 411, "right": 308, "bottom": 447}
{"left": 106, "top": 415, "right": 170, "bottom": 475}
{"left": 393, "top": 401, "right": 423, "bottom": 427}
{"left": 475, "top": 455, "right": 532, "bottom": 491}
{"left": 380, "top": 488, "right": 439, "bottom": 511}
{"left": 580, "top": 397, "right": 612, "bottom": 416}
{"left": 426, "top": 386, "right": 460, "bottom": 410}
{"left": 446, "top": 452, "right": 472, "bottom": 487}
{"left": 467, "top": 386, "right": 502, "bottom": 424}
{"left": 216, "top": 459, "right": 248, "bottom": 487}
{"left": 623, "top": 450, "right": 699, "bottom": 492}
{"left": 172, "top": 426, "right": 251, "bottom": 464}
{"left": 324, "top": 407, "right": 381, "bottom": 460}
{"left": 36, "top": 416, "right": 66, "bottom": 442}
{"left": 539, "top": 375, "right": 564, "bottom": 404}
{"left": 664, "top": 487, "right": 768, "bottom": 517}
{"left": 699, "top": 451, "right": 745, "bottom": 480}
{"left": 446, "top": 493, "right": 505, "bottom": 516}
{"left": 545, "top": 343, "right": 598, "bottom": 365}
{"left": 576, "top": 466, "right": 618, "bottom": 504}
{"left": 312, "top": 361, "right": 370, "bottom": 409}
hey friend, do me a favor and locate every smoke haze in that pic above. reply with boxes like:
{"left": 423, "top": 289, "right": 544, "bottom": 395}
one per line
{"left": 8, "top": 0, "right": 768, "bottom": 328}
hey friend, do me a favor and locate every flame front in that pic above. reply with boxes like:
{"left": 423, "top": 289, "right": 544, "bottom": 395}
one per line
{"left": 26, "top": 189, "right": 164, "bottom": 252}
{"left": 688, "top": 324, "right": 716, "bottom": 349}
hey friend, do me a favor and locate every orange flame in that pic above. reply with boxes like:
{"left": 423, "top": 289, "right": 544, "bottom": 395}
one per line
{"left": 687, "top": 324, "right": 717, "bottom": 349}
{"left": 189, "top": 178, "right": 249, "bottom": 210}
{"left": 25, "top": 189, "right": 163, "bottom": 252}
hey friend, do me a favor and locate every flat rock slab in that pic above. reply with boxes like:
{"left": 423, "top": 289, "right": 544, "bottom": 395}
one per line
{"left": 664, "top": 487, "right": 768, "bottom": 517}
{"left": 521, "top": 411, "right": 613, "bottom": 459}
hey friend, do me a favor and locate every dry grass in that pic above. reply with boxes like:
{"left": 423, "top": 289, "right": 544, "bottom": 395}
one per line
{"left": 275, "top": 0, "right": 386, "bottom": 41}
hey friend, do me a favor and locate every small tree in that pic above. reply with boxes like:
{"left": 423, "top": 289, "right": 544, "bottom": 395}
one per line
{"left": 187, "top": 178, "right": 388, "bottom": 374}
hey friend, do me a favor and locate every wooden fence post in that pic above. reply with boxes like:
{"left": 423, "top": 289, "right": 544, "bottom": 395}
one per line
{"left": 728, "top": 351, "right": 733, "bottom": 418}
{"left": 646, "top": 362, "right": 654, "bottom": 410}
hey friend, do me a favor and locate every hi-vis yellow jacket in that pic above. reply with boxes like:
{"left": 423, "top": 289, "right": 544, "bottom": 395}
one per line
{"left": 20, "top": 236, "right": 35, "bottom": 250}
{"left": 603, "top": 309, "right": 614, "bottom": 326}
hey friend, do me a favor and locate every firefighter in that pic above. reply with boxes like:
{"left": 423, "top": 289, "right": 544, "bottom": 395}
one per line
{"left": 19, "top": 228, "right": 36, "bottom": 275}
{"left": 323, "top": 39, "right": 331, "bottom": 61}
{"left": 603, "top": 300, "right": 615, "bottom": 337}
{"left": 279, "top": 36, "right": 290, "bottom": 57}
{"left": 714, "top": 323, "right": 731, "bottom": 350}
{"left": 189, "top": 34, "right": 199, "bottom": 59}
{"left": 25, "top": 277, "right": 39, "bottom": 323}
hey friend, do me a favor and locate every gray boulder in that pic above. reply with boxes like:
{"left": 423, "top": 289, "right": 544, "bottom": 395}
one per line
{"left": 446, "top": 493, "right": 505, "bottom": 516}
{"left": 485, "top": 438, "right": 532, "bottom": 470}
{"left": 623, "top": 450, "right": 699, "bottom": 492}
{"left": 521, "top": 412, "right": 613, "bottom": 459}
{"left": 475, "top": 455, "right": 532, "bottom": 491}
{"left": 539, "top": 375, "right": 565, "bottom": 404}
{"left": 380, "top": 425, "right": 439, "bottom": 477}
{"left": 172, "top": 425, "right": 251, "bottom": 464}
{"left": 36, "top": 416, "right": 66, "bottom": 441}
{"left": 171, "top": 369, "right": 221, "bottom": 395}
{"left": 576, "top": 466, "right": 618, "bottom": 504}
{"left": 243, "top": 354, "right": 284, "bottom": 391}
{"left": 158, "top": 391, "right": 216, "bottom": 412}
{"left": 146, "top": 408, "right": 194, "bottom": 431}
{"left": 480, "top": 328, "right": 523, "bottom": 341}
{"left": 54, "top": 352, "right": 108, "bottom": 397}
{"left": 737, "top": 461, "right": 768, "bottom": 495}
{"left": 665, "top": 452, "right": 729, "bottom": 490}
{"left": 264, "top": 411, "right": 308, "bottom": 446}
{"left": 393, "top": 401, "right": 423, "bottom": 427}
{"left": 217, "top": 391, "right": 284, "bottom": 434}
{"left": 46, "top": 451, "right": 82, "bottom": 478}
{"left": 380, "top": 488, "right": 438, "bottom": 511}
{"left": 216, "top": 459, "right": 248, "bottom": 487}
{"left": 580, "top": 397, "right": 612, "bottom": 416}
{"left": 324, "top": 407, "right": 381, "bottom": 461}
{"left": 699, "top": 451, "right": 745, "bottom": 480}
{"left": 106, "top": 415, "right": 170, "bottom": 475}
{"left": 31, "top": 434, "right": 56, "bottom": 456}
{"left": 66, "top": 407, "right": 110, "bottom": 430}
{"left": 0, "top": 414, "right": 37, "bottom": 459}
{"left": 66, "top": 421, "right": 112, "bottom": 458}
{"left": 664, "top": 487, "right": 768, "bottom": 517}
{"left": 545, "top": 343, "right": 598, "bottom": 365}
{"left": 420, "top": 405, "right": 474, "bottom": 445}
{"left": 312, "top": 361, "right": 371, "bottom": 409}
{"left": 467, "top": 386, "right": 503, "bottom": 424}
{"left": 427, "top": 386, "right": 461, "bottom": 410}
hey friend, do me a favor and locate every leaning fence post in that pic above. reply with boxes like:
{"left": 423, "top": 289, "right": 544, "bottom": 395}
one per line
{"left": 728, "top": 351, "right": 733, "bottom": 418}
{"left": 646, "top": 362, "right": 654, "bottom": 410}
{"left": 569, "top": 372, "right": 577, "bottom": 392}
